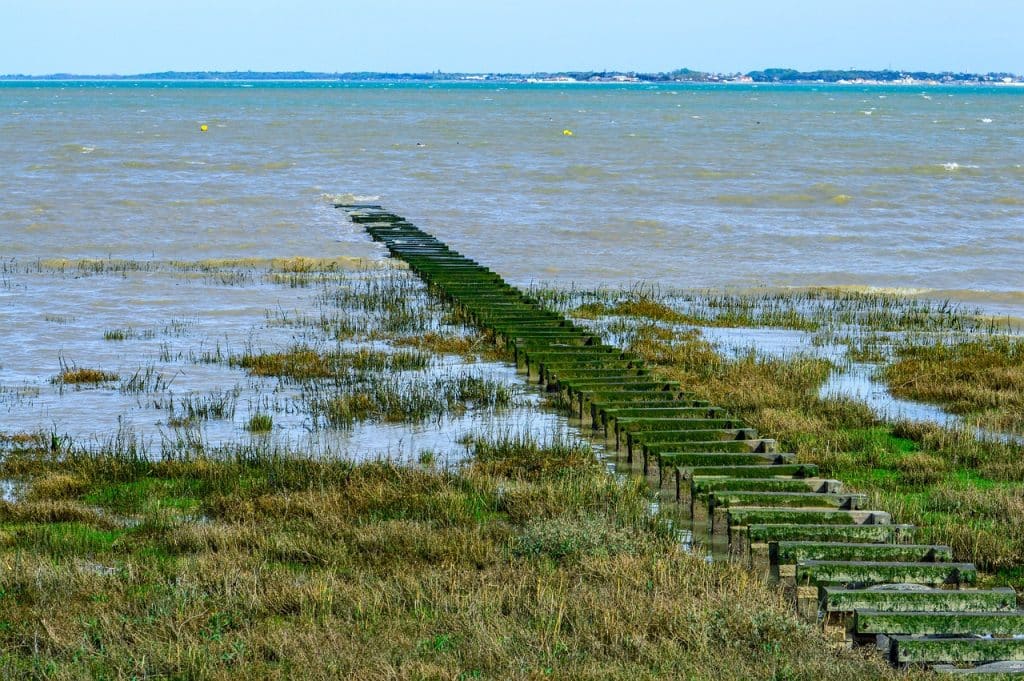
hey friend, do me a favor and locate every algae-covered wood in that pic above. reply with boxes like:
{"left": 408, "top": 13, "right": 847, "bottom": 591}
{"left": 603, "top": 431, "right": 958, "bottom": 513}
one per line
{"left": 796, "top": 560, "right": 976, "bottom": 587}
{"left": 822, "top": 586, "right": 1015, "bottom": 613}
{"left": 857, "top": 610, "right": 1024, "bottom": 635}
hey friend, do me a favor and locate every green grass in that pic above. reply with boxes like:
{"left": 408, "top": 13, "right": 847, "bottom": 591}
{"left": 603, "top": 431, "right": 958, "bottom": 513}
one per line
{"left": 246, "top": 413, "right": 273, "bottom": 433}
{"left": 0, "top": 435, "right": 915, "bottom": 680}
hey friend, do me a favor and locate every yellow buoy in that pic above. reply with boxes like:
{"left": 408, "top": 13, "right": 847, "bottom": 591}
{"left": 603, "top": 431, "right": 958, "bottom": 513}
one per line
{"left": 562, "top": 129, "right": 573, "bottom": 136}
{"left": 200, "top": 124, "right": 209, "bottom": 132}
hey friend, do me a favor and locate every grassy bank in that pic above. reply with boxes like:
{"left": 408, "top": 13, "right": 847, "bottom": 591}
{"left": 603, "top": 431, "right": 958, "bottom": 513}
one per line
{"left": 0, "top": 433, "right": 914, "bottom": 680}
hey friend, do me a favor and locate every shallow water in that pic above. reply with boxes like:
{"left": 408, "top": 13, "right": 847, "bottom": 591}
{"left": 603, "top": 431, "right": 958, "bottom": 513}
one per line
{"left": 0, "top": 262, "right": 577, "bottom": 459}
{"left": 698, "top": 324, "right": 960, "bottom": 425}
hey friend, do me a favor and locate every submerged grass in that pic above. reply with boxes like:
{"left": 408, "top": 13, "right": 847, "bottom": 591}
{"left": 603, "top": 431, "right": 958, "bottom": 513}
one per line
{"left": 394, "top": 330, "right": 510, "bottom": 362}
{"left": 537, "top": 283, "right": 1001, "bottom": 335}
{"left": 0, "top": 433, "right": 914, "bottom": 680}
{"left": 316, "top": 372, "right": 517, "bottom": 428}
{"left": 157, "top": 390, "right": 240, "bottom": 427}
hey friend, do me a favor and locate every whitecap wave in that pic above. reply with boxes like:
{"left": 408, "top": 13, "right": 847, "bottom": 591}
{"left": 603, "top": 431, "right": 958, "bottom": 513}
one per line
{"left": 941, "top": 162, "right": 980, "bottom": 171}
{"left": 321, "top": 193, "right": 381, "bottom": 204}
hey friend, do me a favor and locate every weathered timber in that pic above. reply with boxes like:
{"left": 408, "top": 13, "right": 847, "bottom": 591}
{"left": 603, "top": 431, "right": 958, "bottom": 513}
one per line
{"left": 349, "top": 207, "right": 1024, "bottom": 674}
{"left": 774, "top": 542, "right": 952, "bottom": 566}
{"left": 857, "top": 610, "right": 1024, "bottom": 636}
{"left": 795, "top": 561, "right": 976, "bottom": 588}
{"left": 821, "top": 586, "right": 1016, "bottom": 614}
{"left": 892, "top": 637, "right": 1024, "bottom": 665}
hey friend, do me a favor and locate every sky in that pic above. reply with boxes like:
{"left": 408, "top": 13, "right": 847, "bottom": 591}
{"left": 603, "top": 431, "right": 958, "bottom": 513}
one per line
{"left": 2, "top": 0, "right": 1022, "bottom": 75}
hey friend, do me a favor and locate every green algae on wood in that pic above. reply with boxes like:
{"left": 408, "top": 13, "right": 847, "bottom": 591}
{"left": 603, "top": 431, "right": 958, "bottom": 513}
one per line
{"left": 821, "top": 586, "right": 1015, "bottom": 614}
{"left": 857, "top": 610, "right": 1024, "bottom": 636}
{"left": 796, "top": 560, "right": 976, "bottom": 587}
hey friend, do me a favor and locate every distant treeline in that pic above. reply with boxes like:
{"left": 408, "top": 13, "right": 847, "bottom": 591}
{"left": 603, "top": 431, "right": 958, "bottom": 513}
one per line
{"left": 743, "top": 68, "right": 1018, "bottom": 83}
{"left": 2, "top": 68, "right": 1020, "bottom": 83}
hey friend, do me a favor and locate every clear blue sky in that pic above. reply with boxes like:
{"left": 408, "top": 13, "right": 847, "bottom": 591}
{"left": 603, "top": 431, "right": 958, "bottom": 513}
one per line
{"left": 2, "top": 0, "right": 1022, "bottom": 75}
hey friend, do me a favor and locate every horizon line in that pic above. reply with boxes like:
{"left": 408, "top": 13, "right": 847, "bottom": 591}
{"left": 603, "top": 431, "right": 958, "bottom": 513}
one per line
{"left": 1, "top": 66, "right": 1022, "bottom": 80}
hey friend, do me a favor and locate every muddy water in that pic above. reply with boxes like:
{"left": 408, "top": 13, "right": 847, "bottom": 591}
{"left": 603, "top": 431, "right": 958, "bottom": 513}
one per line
{"left": 4, "top": 80, "right": 1022, "bottom": 459}
{"left": 3, "top": 81, "right": 1023, "bottom": 315}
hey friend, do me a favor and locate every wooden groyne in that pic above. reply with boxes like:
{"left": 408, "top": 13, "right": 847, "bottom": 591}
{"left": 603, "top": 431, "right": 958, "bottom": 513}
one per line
{"left": 341, "top": 205, "right": 1024, "bottom": 677}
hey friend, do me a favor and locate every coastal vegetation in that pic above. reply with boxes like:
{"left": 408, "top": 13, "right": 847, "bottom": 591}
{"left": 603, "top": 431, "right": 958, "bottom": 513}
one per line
{"left": 883, "top": 336, "right": 1024, "bottom": 434}
{"left": 4, "top": 254, "right": 1021, "bottom": 676}
{"left": 542, "top": 284, "right": 1024, "bottom": 587}
{"left": 51, "top": 367, "right": 119, "bottom": 385}
{"left": 0, "top": 431, "right": 917, "bottom": 680}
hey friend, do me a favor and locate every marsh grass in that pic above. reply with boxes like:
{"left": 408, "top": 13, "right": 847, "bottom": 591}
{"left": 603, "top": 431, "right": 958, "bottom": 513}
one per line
{"left": 394, "top": 330, "right": 511, "bottom": 361}
{"left": 601, "top": 307, "right": 1024, "bottom": 584}
{"left": 537, "top": 284, "right": 1001, "bottom": 335}
{"left": 102, "top": 327, "right": 155, "bottom": 341}
{"left": 157, "top": 390, "right": 240, "bottom": 427}
{"left": 120, "top": 365, "right": 173, "bottom": 394}
{"left": 883, "top": 336, "right": 1024, "bottom": 433}
{"left": 231, "top": 346, "right": 431, "bottom": 381}
{"left": 0, "top": 432, "right": 915, "bottom": 680}
{"left": 52, "top": 364, "right": 119, "bottom": 385}
{"left": 317, "top": 372, "right": 517, "bottom": 427}
{"left": 246, "top": 413, "right": 273, "bottom": 433}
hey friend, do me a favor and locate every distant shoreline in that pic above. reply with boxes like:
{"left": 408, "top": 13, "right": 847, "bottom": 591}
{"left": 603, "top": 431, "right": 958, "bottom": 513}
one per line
{"left": 1, "top": 67, "right": 1021, "bottom": 85}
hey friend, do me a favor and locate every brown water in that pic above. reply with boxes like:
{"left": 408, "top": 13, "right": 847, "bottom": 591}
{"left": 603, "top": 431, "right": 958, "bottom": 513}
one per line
{"left": 4, "top": 80, "right": 1023, "bottom": 451}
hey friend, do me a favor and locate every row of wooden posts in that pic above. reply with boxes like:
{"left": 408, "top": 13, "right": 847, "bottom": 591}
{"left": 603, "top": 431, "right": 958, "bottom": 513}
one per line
{"left": 340, "top": 204, "right": 1024, "bottom": 677}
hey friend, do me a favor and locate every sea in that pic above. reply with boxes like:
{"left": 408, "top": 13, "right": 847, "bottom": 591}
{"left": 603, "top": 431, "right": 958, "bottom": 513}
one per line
{"left": 1, "top": 80, "right": 1023, "bottom": 450}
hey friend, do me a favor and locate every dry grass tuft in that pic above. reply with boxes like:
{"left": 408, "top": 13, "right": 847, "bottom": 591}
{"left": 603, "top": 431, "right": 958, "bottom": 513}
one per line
{"left": 27, "top": 473, "right": 90, "bottom": 501}
{"left": 52, "top": 367, "right": 119, "bottom": 385}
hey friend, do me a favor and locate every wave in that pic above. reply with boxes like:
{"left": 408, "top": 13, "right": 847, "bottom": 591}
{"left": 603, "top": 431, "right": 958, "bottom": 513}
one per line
{"left": 940, "top": 162, "right": 980, "bottom": 172}
{"left": 321, "top": 193, "right": 381, "bottom": 205}
{"left": 690, "top": 169, "right": 748, "bottom": 180}
{"left": 565, "top": 164, "right": 620, "bottom": 180}
{"left": 714, "top": 191, "right": 853, "bottom": 206}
